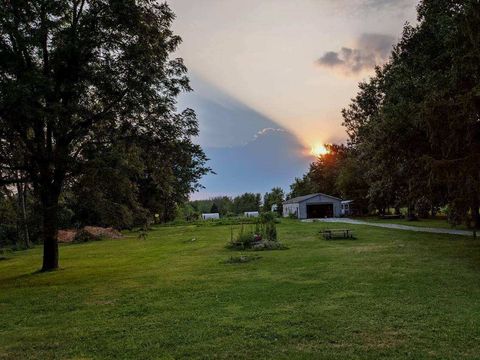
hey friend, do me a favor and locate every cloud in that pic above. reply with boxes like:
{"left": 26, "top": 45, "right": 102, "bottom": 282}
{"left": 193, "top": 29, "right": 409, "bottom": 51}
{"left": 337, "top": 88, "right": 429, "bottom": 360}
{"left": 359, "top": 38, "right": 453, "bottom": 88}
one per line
{"left": 334, "top": 0, "right": 416, "bottom": 12}
{"left": 361, "top": 0, "right": 414, "bottom": 9}
{"left": 252, "top": 128, "right": 286, "bottom": 141}
{"left": 316, "top": 33, "right": 396, "bottom": 75}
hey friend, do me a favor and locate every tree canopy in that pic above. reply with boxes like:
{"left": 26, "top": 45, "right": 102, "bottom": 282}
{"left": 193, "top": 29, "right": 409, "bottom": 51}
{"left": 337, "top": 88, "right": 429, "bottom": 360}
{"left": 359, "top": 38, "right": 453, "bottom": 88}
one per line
{"left": 0, "top": 1, "right": 209, "bottom": 270}
{"left": 291, "top": 0, "right": 480, "bottom": 227}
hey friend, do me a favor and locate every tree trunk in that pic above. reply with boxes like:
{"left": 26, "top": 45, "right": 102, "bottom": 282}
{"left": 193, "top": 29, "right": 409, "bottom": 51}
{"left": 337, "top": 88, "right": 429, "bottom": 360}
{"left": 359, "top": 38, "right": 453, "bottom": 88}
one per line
{"left": 472, "top": 197, "right": 480, "bottom": 230}
{"left": 40, "top": 190, "right": 60, "bottom": 272}
{"left": 16, "top": 182, "right": 30, "bottom": 249}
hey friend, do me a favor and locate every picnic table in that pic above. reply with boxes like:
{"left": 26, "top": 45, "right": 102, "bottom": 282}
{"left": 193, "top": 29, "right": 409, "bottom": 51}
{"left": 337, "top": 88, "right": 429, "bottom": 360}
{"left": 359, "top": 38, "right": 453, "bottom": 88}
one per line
{"left": 320, "top": 229, "right": 354, "bottom": 240}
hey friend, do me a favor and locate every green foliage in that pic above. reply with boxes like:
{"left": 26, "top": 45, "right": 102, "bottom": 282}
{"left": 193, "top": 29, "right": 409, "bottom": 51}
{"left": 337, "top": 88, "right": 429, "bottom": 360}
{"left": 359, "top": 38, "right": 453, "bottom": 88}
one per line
{"left": 190, "top": 193, "right": 262, "bottom": 217}
{"left": 227, "top": 224, "right": 257, "bottom": 250}
{"left": 289, "top": 144, "right": 348, "bottom": 200}
{"left": 233, "top": 193, "right": 262, "bottom": 214}
{"left": 260, "top": 211, "right": 276, "bottom": 223}
{"left": 0, "top": 224, "right": 16, "bottom": 249}
{"left": 263, "top": 187, "right": 285, "bottom": 213}
{"left": 175, "top": 203, "right": 199, "bottom": 222}
{"left": 0, "top": 1, "right": 210, "bottom": 269}
{"left": 264, "top": 221, "right": 277, "bottom": 241}
{"left": 290, "top": 0, "right": 480, "bottom": 225}
{"left": 210, "top": 203, "right": 219, "bottom": 214}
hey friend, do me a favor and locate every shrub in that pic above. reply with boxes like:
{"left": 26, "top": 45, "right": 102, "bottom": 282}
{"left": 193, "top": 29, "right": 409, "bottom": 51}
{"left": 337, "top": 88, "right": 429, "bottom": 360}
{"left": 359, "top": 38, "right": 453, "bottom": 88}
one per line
{"left": 0, "top": 247, "right": 12, "bottom": 260}
{"left": 260, "top": 211, "right": 276, "bottom": 223}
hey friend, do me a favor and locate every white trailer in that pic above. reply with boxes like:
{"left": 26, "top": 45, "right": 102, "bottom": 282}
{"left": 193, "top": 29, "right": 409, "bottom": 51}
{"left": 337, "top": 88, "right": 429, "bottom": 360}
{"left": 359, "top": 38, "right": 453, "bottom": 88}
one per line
{"left": 201, "top": 213, "right": 220, "bottom": 220}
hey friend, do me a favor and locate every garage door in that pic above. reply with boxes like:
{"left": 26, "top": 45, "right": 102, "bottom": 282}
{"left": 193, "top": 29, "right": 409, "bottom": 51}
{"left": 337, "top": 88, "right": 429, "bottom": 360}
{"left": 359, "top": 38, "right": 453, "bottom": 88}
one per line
{"left": 307, "top": 204, "right": 333, "bottom": 218}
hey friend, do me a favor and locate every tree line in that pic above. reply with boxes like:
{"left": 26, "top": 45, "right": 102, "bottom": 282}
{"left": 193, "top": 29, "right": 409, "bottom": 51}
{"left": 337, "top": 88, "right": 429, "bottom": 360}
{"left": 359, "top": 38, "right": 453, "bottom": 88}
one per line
{"left": 182, "top": 188, "right": 285, "bottom": 219}
{"left": 290, "top": 0, "right": 480, "bottom": 228}
{"left": 0, "top": 1, "right": 209, "bottom": 270}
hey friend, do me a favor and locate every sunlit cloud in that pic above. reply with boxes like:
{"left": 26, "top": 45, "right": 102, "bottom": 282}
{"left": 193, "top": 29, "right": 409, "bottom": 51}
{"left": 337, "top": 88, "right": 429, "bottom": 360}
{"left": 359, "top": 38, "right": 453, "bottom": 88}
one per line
{"left": 252, "top": 128, "right": 286, "bottom": 141}
{"left": 316, "top": 33, "right": 395, "bottom": 75}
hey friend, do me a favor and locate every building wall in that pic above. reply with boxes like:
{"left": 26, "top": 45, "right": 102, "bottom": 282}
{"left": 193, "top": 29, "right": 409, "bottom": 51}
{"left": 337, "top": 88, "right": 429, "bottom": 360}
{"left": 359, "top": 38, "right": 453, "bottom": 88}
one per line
{"left": 283, "top": 203, "right": 299, "bottom": 218}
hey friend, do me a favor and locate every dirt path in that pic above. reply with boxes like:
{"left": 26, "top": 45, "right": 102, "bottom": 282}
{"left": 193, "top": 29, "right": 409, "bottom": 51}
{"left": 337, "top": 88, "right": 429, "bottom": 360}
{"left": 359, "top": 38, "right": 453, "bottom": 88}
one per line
{"left": 303, "top": 218, "right": 475, "bottom": 237}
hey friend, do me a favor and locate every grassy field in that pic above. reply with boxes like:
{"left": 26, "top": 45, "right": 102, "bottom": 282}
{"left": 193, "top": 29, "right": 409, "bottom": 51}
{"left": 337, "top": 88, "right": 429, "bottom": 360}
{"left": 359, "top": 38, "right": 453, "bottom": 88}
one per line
{"left": 358, "top": 216, "right": 471, "bottom": 230}
{"left": 1, "top": 220, "right": 480, "bottom": 359}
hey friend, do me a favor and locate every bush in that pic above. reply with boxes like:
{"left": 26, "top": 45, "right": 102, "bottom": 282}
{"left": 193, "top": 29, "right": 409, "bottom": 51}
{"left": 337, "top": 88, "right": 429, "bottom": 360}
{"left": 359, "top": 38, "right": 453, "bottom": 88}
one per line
{"left": 260, "top": 211, "right": 276, "bottom": 223}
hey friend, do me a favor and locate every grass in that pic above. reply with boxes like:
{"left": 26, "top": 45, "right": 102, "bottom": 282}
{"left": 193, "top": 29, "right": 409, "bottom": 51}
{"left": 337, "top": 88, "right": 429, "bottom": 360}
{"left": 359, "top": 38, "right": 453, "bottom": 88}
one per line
{"left": 356, "top": 216, "right": 472, "bottom": 230}
{"left": 1, "top": 220, "right": 480, "bottom": 359}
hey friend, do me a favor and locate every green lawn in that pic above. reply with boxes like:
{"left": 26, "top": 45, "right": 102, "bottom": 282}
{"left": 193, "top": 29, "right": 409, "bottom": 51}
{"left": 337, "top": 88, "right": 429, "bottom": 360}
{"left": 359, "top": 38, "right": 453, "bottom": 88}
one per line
{"left": 357, "top": 216, "right": 471, "bottom": 230}
{"left": 1, "top": 220, "right": 480, "bottom": 359}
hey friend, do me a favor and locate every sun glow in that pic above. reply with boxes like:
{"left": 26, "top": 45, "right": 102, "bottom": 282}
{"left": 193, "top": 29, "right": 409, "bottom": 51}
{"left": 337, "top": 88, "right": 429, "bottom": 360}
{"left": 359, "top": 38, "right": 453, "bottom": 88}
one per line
{"left": 310, "top": 144, "right": 329, "bottom": 157}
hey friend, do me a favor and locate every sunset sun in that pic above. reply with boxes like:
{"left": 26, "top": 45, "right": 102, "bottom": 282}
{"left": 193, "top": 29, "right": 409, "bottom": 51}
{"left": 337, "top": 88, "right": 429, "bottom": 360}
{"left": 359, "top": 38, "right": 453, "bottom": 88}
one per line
{"left": 311, "top": 144, "right": 329, "bottom": 157}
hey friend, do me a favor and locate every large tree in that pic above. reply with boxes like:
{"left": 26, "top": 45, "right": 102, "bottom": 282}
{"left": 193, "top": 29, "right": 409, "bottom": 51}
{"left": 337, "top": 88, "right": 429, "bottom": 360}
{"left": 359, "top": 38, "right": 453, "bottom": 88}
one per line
{"left": 341, "top": 0, "right": 479, "bottom": 223}
{"left": 0, "top": 1, "right": 206, "bottom": 270}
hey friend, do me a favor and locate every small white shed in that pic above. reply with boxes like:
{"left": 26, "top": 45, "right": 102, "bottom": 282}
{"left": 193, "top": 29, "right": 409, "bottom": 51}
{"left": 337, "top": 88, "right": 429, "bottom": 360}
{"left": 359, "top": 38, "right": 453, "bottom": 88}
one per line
{"left": 244, "top": 211, "right": 259, "bottom": 218}
{"left": 341, "top": 200, "right": 354, "bottom": 216}
{"left": 201, "top": 213, "right": 220, "bottom": 220}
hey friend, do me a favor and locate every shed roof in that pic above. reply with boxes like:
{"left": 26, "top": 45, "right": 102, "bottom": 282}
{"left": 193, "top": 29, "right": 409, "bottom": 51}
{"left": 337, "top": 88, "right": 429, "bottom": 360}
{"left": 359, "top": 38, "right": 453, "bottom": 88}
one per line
{"left": 283, "top": 193, "right": 342, "bottom": 204}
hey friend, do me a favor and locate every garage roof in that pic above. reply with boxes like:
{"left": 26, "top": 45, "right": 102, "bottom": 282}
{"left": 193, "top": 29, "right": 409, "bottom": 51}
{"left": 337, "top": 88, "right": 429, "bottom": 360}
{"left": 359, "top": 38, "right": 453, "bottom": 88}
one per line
{"left": 283, "top": 193, "right": 342, "bottom": 205}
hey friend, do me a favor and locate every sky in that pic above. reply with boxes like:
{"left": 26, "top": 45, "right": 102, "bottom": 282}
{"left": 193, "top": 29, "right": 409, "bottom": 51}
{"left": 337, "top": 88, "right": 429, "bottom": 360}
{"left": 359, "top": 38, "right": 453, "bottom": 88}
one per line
{"left": 168, "top": 0, "right": 419, "bottom": 199}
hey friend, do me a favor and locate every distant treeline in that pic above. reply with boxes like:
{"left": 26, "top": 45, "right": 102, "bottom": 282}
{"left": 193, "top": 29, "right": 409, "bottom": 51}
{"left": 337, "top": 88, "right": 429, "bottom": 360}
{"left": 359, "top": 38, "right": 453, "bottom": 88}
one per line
{"left": 290, "top": 1, "right": 480, "bottom": 228}
{"left": 181, "top": 188, "right": 285, "bottom": 220}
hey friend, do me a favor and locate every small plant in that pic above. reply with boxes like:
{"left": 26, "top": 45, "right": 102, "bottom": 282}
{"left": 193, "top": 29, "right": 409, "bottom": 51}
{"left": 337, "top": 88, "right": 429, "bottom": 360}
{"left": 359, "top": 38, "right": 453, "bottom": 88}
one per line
{"left": 265, "top": 221, "right": 277, "bottom": 241}
{"left": 0, "top": 248, "right": 11, "bottom": 261}
{"left": 252, "top": 240, "right": 288, "bottom": 251}
{"left": 138, "top": 227, "right": 148, "bottom": 241}
{"left": 223, "top": 255, "right": 261, "bottom": 264}
{"left": 227, "top": 224, "right": 260, "bottom": 250}
{"left": 226, "top": 217, "right": 285, "bottom": 251}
